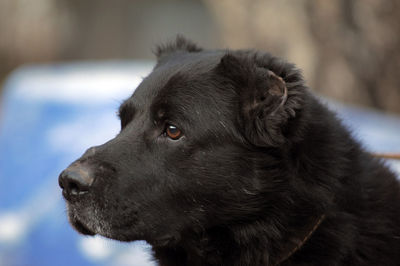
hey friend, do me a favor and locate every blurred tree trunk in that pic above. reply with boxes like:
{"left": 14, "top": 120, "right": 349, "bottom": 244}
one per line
{"left": 0, "top": 0, "right": 217, "bottom": 89}
{"left": 204, "top": 0, "right": 400, "bottom": 113}
{"left": 1, "top": 0, "right": 399, "bottom": 114}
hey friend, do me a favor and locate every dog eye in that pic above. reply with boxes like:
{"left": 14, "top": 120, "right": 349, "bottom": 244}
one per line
{"left": 165, "top": 124, "right": 182, "bottom": 140}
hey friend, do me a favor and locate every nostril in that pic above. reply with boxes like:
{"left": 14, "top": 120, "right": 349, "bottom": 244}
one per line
{"left": 59, "top": 168, "right": 92, "bottom": 199}
{"left": 69, "top": 180, "right": 89, "bottom": 196}
{"left": 69, "top": 182, "right": 78, "bottom": 195}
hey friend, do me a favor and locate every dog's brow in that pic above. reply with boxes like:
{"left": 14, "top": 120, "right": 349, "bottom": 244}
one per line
{"left": 118, "top": 101, "right": 135, "bottom": 119}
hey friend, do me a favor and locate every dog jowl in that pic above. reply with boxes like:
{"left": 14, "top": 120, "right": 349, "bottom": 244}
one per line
{"left": 59, "top": 37, "right": 400, "bottom": 266}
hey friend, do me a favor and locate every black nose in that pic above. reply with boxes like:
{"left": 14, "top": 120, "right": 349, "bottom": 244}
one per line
{"left": 59, "top": 167, "right": 93, "bottom": 200}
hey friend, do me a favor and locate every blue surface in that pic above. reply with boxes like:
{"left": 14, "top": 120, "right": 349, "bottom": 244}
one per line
{"left": 0, "top": 61, "right": 399, "bottom": 266}
{"left": 0, "top": 61, "right": 156, "bottom": 266}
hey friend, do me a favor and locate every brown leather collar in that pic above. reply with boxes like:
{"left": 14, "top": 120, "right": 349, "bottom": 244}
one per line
{"left": 274, "top": 214, "right": 326, "bottom": 265}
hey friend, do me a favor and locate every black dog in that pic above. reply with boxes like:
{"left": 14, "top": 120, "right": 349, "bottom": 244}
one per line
{"left": 59, "top": 37, "right": 400, "bottom": 265}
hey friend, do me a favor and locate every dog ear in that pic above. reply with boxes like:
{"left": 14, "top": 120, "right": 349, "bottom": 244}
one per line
{"left": 155, "top": 35, "right": 202, "bottom": 60}
{"left": 216, "top": 53, "right": 304, "bottom": 147}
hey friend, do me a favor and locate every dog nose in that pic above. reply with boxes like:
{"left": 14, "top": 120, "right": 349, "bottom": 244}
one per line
{"left": 59, "top": 166, "right": 93, "bottom": 200}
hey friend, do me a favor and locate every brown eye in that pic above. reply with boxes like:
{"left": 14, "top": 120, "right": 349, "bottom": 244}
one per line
{"left": 165, "top": 124, "right": 182, "bottom": 140}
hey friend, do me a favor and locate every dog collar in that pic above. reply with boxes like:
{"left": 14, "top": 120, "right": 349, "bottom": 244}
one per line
{"left": 274, "top": 214, "right": 326, "bottom": 265}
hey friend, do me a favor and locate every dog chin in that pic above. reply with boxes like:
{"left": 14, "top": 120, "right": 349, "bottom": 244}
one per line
{"left": 67, "top": 206, "right": 96, "bottom": 236}
{"left": 67, "top": 206, "right": 147, "bottom": 242}
{"left": 70, "top": 217, "right": 96, "bottom": 236}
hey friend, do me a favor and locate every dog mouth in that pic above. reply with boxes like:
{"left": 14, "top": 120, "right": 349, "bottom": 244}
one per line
{"left": 71, "top": 218, "right": 96, "bottom": 236}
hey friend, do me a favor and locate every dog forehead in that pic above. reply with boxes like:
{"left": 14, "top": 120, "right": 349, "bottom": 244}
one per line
{"left": 132, "top": 51, "right": 225, "bottom": 108}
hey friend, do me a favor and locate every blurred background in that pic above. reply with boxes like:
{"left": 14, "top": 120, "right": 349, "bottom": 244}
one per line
{"left": 0, "top": 1, "right": 400, "bottom": 266}
{"left": 1, "top": 0, "right": 400, "bottom": 112}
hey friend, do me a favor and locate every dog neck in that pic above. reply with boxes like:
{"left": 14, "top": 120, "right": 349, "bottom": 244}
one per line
{"left": 153, "top": 215, "right": 326, "bottom": 266}
{"left": 274, "top": 214, "right": 326, "bottom": 265}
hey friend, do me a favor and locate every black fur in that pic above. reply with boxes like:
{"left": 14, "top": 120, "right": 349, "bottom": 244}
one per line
{"left": 60, "top": 36, "right": 400, "bottom": 265}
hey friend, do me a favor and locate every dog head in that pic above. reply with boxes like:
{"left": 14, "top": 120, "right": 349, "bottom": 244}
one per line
{"left": 59, "top": 36, "right": 308, "bottom": 247}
